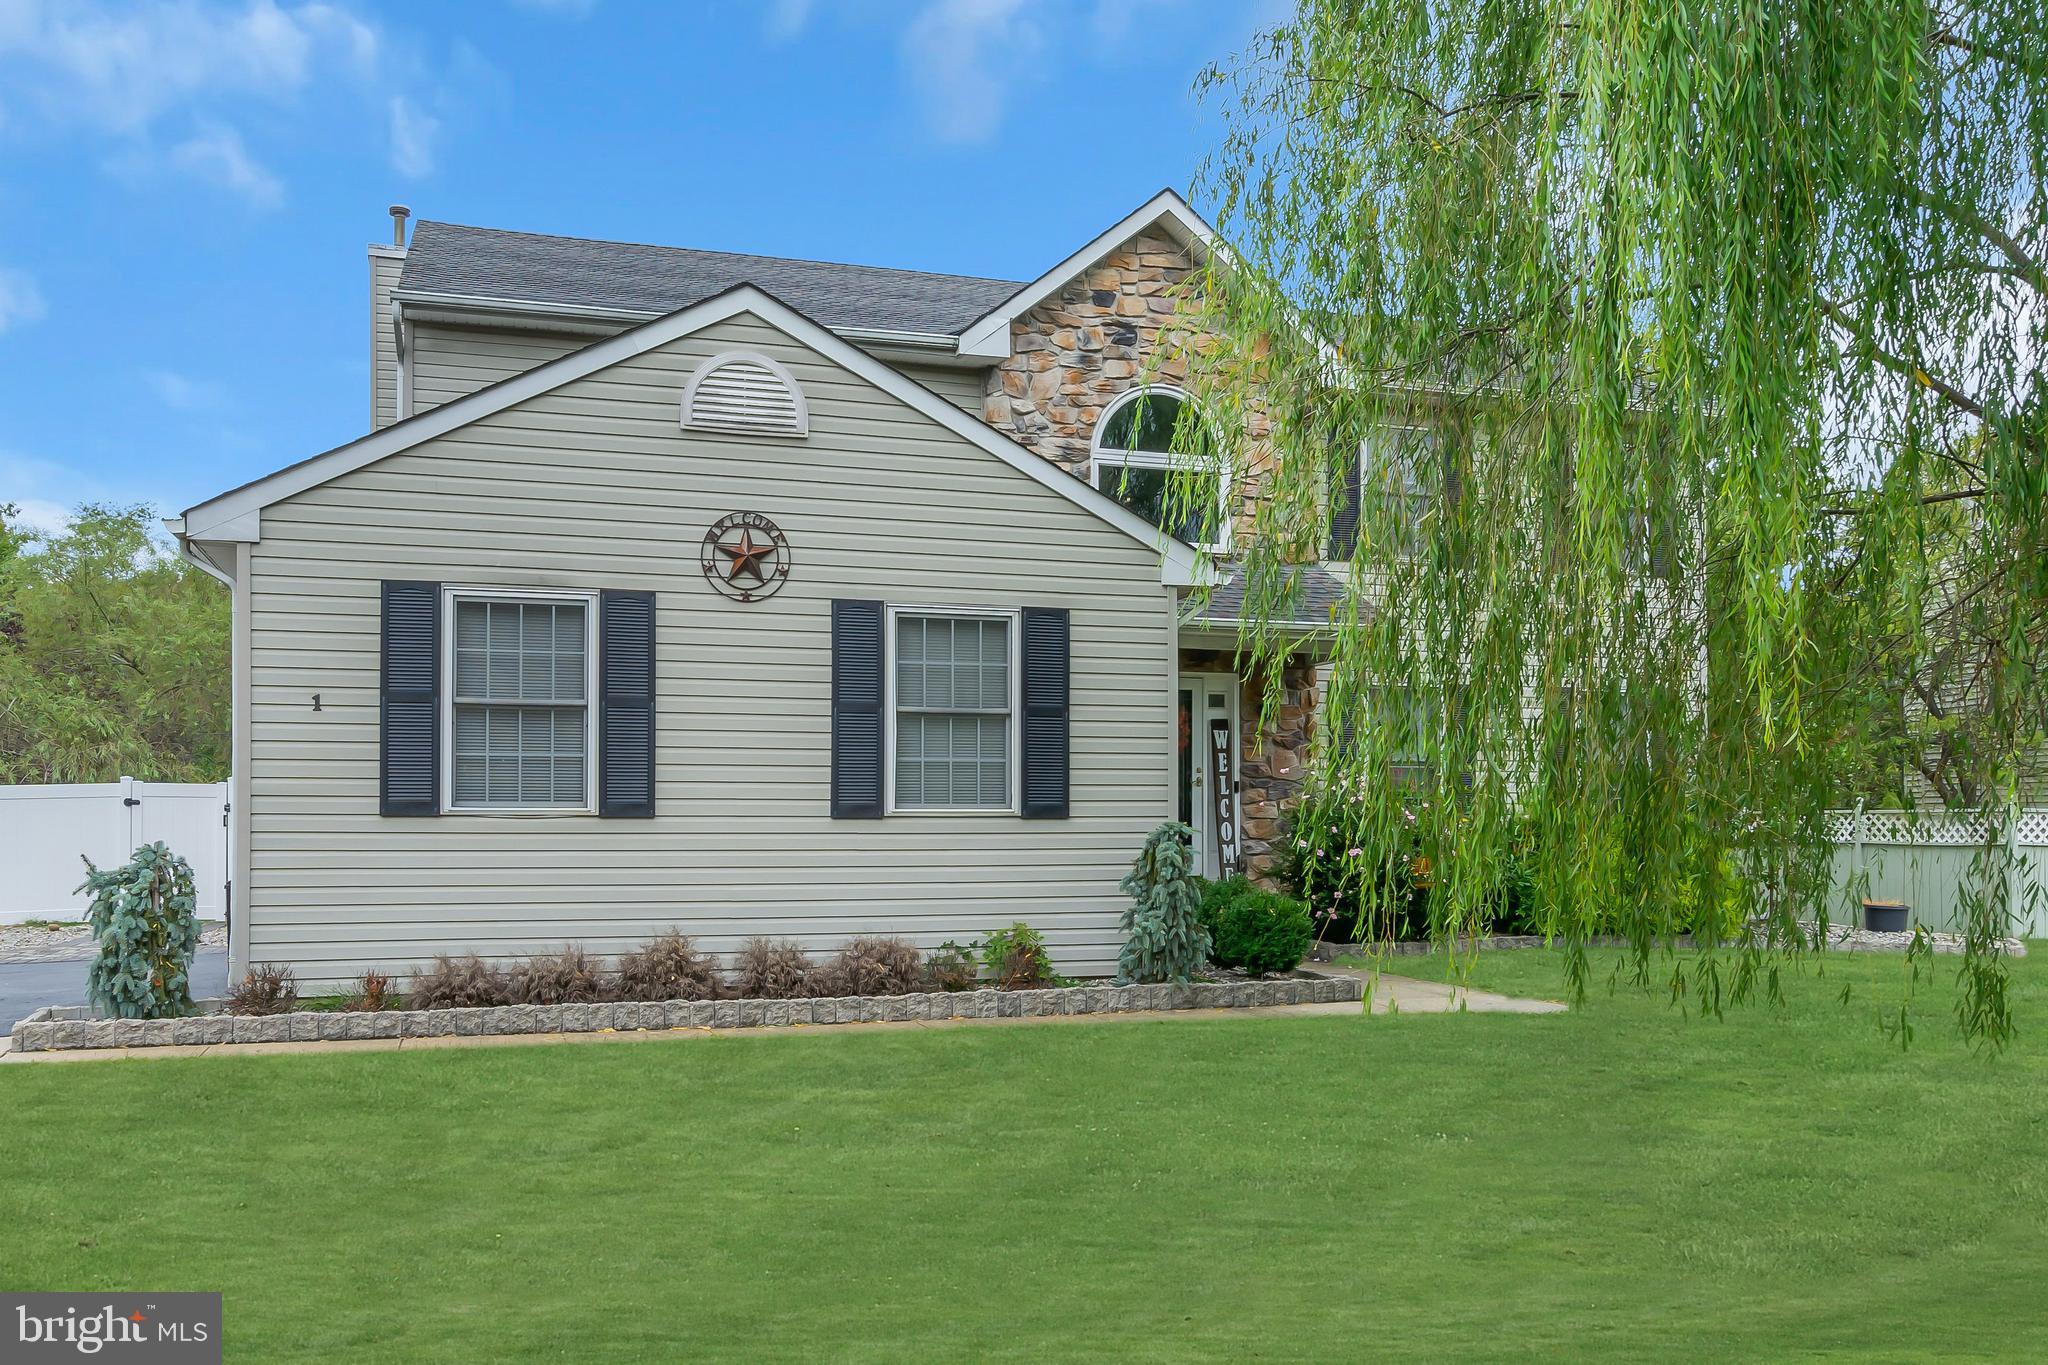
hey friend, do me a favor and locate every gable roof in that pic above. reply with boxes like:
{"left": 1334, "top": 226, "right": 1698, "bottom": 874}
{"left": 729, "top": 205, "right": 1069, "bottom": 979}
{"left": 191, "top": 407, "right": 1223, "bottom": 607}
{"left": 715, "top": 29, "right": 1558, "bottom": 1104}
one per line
{"left": 954, "top": 189, "right": 1220, "bottom": 358}
{"left": 399, "top": 221, "right": 1023, "bottom": 340}
{"left": 178, "top": 284, "right": 1206, "bottom": 587}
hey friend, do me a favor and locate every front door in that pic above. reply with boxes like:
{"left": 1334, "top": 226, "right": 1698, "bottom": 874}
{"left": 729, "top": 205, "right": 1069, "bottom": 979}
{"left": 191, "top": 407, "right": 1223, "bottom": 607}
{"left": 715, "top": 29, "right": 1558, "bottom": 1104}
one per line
{"left": 1177, "top": 673, "right": 1241, "bottom": 879}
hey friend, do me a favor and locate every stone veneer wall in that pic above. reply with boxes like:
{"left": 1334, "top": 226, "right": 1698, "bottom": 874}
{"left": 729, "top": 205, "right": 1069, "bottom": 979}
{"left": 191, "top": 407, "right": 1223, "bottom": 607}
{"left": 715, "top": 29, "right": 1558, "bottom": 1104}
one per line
{"left": 1183, "top": 648, "right": 1318, "bottom": 888}
{"left": 981, "top": 231, "right": 1270, "bottom": 517}
{"left": 976, "top": 228, "right": 1309, "bottom": 883}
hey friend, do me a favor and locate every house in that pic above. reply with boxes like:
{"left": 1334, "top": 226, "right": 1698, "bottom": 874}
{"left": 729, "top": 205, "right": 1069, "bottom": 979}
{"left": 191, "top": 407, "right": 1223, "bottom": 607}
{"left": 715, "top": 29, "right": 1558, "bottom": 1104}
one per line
{"left": 172, "top": 191, "right": 1336, "bottom": 989}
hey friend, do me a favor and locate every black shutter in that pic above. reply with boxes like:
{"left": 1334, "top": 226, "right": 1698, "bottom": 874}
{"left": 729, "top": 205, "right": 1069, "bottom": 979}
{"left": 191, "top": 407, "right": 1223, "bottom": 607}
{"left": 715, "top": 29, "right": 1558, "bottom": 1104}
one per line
{"left": 1440, "top": 432, "right": 1464, "bottom": 516}
{"left": 1020, "top": 607, "right": 1071, "bottom": 819}
{"left": 1328, "top": 445, "right": 1362, "bottom": 560}
{"left": 380, "top": 580, "right": 439, "bottom": 817}
{"left": 831, "top": 599, "right": 885, "bottom": 818}
{"left": 600, "top": 590, "right": 656, "bottom": 818}
{"left": 1648, "top": 510, "right": 1676, "bottom": 581}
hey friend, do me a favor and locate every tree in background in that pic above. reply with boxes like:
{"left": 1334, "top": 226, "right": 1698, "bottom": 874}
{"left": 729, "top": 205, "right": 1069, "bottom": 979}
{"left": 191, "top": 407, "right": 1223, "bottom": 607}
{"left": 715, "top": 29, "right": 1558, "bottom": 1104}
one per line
{"left": 1176, "top": 1, "right": 2043, "bottom": 1045}
{"left": 0, "top": 503, "right": 229, "bottom": 783}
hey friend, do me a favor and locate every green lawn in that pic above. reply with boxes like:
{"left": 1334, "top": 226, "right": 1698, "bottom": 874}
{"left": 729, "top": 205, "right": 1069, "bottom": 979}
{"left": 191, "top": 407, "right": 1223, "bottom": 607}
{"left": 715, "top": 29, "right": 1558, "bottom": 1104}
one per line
{"left": 6, "top": 949, "right": 2046, "bottom": 1362}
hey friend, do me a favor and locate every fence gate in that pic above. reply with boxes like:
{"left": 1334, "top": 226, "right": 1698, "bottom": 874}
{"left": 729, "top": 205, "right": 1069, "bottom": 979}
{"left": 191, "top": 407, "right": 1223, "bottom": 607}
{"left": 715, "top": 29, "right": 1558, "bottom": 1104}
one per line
{"left": 0, "top": 778, "right": 231, "bottom": 926}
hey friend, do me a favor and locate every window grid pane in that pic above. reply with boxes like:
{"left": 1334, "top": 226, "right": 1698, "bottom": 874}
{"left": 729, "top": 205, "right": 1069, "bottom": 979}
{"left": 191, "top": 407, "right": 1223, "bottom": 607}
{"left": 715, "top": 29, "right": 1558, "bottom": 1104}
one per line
{"left": 894, "top": 614, "right": 1011, "bottom": 810}
{"left": 450, "top": 596, "right": 590, "bottom": 808}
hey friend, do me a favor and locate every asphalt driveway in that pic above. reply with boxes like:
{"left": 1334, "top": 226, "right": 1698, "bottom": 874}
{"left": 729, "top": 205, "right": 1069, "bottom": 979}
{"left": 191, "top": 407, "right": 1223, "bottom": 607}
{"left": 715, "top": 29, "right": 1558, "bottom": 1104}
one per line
{"left": 1, "top": 950, "right": 229, "bottom": 1034}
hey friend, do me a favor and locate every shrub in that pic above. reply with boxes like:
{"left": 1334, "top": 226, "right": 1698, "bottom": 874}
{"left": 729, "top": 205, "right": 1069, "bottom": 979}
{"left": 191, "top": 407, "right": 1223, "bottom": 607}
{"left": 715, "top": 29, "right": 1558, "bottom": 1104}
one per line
{"left": 731, "top": 937, "right": 821, "bottom": 999}
{"left": 340, "top": 970, "right": 396, "bottom": 1012}
{"left": 614, "top": 931, "right": 721, "bottom": 1002}
{"left": 980, "top": 921, "right": 1057, "bottom": 990}
{"left": 77, "top": 842, "right": 202, "bottom": 1020}
{"left": 226, "top": 963, "right": 299, "bottom": 1015}
{"left": 924, "top": 940, "right": 979, "bottom": 991}
{"left": 409, "top": 954, "right": 512, "bottom": 1010}
{"left": 507, "top": 945, "right": 609, "bottom": 1005}
{"left": 1116, "top": 822, "right": 1211, "bottom": 983}
{"left": 1276, "top": 794, "right": 1546, "bottom": 943}
{"left": 815, "top": 936, "right": 924, "bottom": 997}
{"left": 1199, "top": 878, "right": 1313, "bottom": 974}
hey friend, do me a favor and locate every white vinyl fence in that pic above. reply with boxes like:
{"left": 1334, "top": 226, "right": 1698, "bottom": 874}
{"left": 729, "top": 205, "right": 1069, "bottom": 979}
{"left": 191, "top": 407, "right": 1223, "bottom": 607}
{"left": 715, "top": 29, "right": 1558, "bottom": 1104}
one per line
{"left": 0, "top": 778, "right": 231, "bottom": 926}
{"left": 1827, "top": 806, "right": 2048, "bottom": 940}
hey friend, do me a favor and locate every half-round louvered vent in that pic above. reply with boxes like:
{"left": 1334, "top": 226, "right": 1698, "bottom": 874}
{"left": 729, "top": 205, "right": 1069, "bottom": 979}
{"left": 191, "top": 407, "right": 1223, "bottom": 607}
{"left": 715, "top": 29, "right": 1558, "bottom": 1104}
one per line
{"left": 680, "top": 350, "right": 809, "bottom": 437}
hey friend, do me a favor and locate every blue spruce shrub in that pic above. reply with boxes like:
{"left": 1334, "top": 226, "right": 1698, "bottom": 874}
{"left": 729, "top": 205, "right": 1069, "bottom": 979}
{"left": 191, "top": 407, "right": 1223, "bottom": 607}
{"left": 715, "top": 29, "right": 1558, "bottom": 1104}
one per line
{"left": 77, "top": 841, "right": 201, "bottom": 1019}
{"left": 1117, "top": 822, "right": 1212, "bottom": 983}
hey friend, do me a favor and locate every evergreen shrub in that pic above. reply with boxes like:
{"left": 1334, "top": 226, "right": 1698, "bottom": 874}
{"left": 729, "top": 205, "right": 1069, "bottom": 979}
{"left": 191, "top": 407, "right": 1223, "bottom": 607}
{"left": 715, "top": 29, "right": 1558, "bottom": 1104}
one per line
{"left": 78, "top": 841, "right": 201, "bottom": 1020}
{"left": 1116, "top": 822, "right": 1211, "bottom": 983}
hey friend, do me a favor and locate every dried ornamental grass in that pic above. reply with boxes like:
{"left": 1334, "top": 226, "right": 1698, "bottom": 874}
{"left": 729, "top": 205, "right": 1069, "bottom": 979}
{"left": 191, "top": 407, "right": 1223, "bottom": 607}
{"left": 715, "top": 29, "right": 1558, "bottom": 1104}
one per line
{"left": 815, "top": 936, "right": 925, "bottom": 997}
{"left": 731, "top": 937, "right": 821, "bottom": 999}
{"left": 409, "top": 954, "right": 512, "bottom": 1010}
{"left": 225, "top": 962, "right": 298, "bottom": 1015}
{"left": 507, "top": 945, "right": 609, "bottom": 1005}
{"left": 614, "top": 931, "right": 721, "bottom": 1002}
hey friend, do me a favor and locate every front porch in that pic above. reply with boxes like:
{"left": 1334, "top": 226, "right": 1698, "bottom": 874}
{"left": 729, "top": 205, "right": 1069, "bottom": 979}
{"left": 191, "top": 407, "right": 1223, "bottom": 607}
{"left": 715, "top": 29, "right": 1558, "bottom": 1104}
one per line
{"left": 1175, "top": 565, "right": 1341, "bottom": 886}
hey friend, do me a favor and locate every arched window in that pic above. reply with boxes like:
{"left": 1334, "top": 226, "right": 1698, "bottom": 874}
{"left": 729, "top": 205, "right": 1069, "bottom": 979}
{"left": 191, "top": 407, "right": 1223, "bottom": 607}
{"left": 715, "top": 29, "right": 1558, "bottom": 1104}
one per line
{"left": 681, "top": 350, "right": 809, "bottom": 437}
{"left": 1089, "top": 387, "right": 1226, "bottom": 550}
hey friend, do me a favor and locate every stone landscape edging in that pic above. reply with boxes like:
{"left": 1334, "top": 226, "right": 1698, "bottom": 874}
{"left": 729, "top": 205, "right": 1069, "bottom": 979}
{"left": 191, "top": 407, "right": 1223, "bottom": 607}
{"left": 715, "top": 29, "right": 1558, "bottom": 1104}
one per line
{"left": 7, "top": 974, "right": 1363, "bottom": 1053}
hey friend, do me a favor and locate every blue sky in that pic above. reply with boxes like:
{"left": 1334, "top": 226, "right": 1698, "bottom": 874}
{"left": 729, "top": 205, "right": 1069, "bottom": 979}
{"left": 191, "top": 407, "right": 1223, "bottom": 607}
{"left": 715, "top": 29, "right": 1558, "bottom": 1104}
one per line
{"left": 0, "top": 0, "right": 1281, "bottom": 536}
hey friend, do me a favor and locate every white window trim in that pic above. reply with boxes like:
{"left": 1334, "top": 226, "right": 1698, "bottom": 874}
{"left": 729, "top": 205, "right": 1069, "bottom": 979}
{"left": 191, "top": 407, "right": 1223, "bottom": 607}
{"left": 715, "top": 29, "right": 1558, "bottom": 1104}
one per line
{"left": 1088, "top": 384, "right": 1233, "bottom": 554}
{"left": 438, "top": 585, "right": 600, "bottom": 817}
{"left": 884, "top": 604, "right": 1022, "bottom": 817}
{"left": 1361, "top": 421, "right": 1437, "bottom": 557}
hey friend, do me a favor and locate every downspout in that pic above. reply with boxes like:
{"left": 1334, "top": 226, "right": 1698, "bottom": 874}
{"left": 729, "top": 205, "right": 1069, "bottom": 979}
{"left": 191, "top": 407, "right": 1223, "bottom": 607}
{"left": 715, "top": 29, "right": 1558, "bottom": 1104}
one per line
{"left": 164, "top": 518, "right": 235, "bottom": 588}
{"left": 391, "top": 297, "right": 412, "bottom": 420}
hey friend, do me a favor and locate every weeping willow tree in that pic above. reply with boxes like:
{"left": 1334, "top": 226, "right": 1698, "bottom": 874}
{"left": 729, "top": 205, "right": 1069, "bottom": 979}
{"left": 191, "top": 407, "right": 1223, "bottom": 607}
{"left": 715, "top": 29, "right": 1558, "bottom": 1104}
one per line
{"left": 1169, "top": 0, "right": 2045, "bottom": 1046}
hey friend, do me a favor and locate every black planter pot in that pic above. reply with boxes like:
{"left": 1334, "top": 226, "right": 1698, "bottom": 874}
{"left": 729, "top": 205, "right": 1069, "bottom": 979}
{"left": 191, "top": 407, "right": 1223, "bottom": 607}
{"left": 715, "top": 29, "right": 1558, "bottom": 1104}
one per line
{"left": 1862, "top": 901, "right": 1910, "bottom": 933}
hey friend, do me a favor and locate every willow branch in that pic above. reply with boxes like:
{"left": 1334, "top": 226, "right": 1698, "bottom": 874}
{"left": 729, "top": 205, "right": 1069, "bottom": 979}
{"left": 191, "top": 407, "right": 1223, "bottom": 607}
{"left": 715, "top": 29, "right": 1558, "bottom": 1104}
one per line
{"left": 1911, "top": 189, "right": 2048, "bottom": 296}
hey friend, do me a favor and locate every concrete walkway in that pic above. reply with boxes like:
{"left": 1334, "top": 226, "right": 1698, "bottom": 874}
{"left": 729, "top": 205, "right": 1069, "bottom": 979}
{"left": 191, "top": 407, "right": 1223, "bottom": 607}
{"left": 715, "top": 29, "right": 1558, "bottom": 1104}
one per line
{"left": 1314, "top": 961, "right": 1569, "bottom": 1016}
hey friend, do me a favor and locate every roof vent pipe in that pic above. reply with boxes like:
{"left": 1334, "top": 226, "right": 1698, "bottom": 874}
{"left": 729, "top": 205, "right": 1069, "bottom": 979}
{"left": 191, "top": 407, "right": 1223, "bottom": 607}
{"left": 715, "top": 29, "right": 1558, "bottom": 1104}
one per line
{"left": 389, "top": 204, "right": 411, "bottom": 248}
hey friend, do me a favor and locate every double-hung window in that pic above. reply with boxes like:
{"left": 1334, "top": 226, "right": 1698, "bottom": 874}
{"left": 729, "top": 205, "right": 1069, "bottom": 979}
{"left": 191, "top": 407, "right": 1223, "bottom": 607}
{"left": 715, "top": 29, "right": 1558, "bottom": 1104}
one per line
{"left": 1368, "top": 423, "right": 1438, "bottom": 555}
{"left": 443, "top": 588, "right": 597, "bottom": 812}
{"left": 889, "top": 609, "right": 1016, "bottom": 812}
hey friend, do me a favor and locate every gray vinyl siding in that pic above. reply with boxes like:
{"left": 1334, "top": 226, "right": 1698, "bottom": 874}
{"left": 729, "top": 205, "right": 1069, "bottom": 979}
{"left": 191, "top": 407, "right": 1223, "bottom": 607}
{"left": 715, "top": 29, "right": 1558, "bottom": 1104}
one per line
{"left": 247, "top": 311, "right": 1173, "bottom": 987}
{"left": 411, "top": 321, "right": 997, "bottom": 424}
{"left": 369, "top": 250, "right": 404, "bottom": 430}
{"left": 893, "top": 361, "right": 990, "bottom": 416}
{"left": 411, "top": 322, "right": 594, "bottom": 413}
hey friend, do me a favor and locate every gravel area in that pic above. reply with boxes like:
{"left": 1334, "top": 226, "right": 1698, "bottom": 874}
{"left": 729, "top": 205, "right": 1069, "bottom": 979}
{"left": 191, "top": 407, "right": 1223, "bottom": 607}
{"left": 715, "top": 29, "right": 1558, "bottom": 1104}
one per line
{"left": 1796, "top": 921, "right": 2028, "bottom": 956}
{"left": 0, "top": 921, "right": 228, "bottom": 964}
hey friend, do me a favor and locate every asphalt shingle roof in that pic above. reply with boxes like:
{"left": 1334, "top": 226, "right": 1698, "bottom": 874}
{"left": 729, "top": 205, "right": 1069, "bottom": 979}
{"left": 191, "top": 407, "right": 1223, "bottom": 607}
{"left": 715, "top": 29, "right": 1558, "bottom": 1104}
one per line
{"left": 399, "top": 220, "right": 1024, "bottom": 336}
{"left": 1182, "top": 565, "right": 1348, "bottom": 628}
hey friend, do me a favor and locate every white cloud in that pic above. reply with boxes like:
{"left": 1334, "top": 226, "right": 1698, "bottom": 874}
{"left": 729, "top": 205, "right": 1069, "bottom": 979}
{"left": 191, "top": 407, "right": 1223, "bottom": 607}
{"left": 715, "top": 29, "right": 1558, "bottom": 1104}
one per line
{"left": 0, "top": 267, "right": 46, "bottom": 334}
{"left": 0, "top": 3, "right": 479, "bottom": 198}
{"left": 142, "top": 369, "right": 229, "bottom": 412}
{"left": 4, "top": 498, "right": 71, "bottom": 539}
{"left": 901, "top": 0, "right": 1039, "bottom": 144}
{"left": 388, "top": 95, "right": 438, "bottom": 178}
{"left": 1086, "top": 0, "right": 1185, "bottom": 44}
{"left": 166, "top": 122, "right": 285, "bottom": 207}
{"left": 0, "top": 0, "right": 378, "bottom": 136}
{"left": 0, "top": 451, "right": 196, "bottom": 537}
{"left": 765, "top": 0, "right": 814, "bottom": 41}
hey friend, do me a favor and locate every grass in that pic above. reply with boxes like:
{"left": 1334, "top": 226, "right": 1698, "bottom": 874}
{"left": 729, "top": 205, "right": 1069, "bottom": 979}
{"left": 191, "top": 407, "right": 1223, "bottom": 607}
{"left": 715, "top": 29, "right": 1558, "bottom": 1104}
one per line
{"left": 6, "top": 947, "right": 2046, "bottom": 1362}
